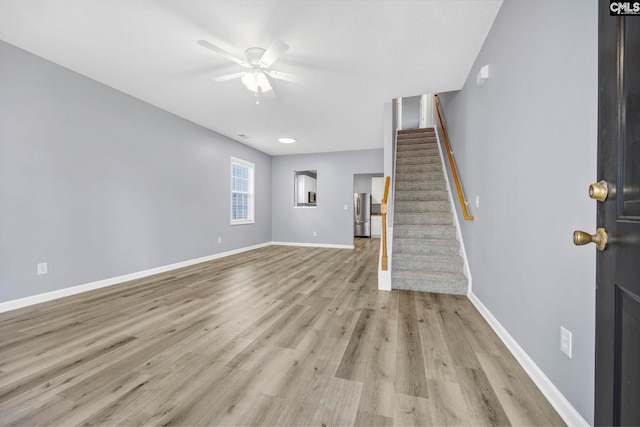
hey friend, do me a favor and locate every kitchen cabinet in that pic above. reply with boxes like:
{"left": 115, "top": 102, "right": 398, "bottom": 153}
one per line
{"left": 372, "top": 177, "right": 384, "bottom": 203}
{"left": 371, "top": 215, "right": 382, "bottom": 238}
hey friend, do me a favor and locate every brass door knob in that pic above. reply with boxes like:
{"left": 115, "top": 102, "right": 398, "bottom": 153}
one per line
{"left": 589, "top": 180, "right": 609, "bottom": 202}
{"left": 573, "top": 228, "right": 608, "bottom": 251}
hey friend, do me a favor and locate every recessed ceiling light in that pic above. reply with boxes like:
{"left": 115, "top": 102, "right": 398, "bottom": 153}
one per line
{"left": 278, "top": 137, "right": 296, "bottom": 144}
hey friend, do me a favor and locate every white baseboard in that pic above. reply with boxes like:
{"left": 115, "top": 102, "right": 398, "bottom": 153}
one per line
{"left": 271, "top": 241, "right": 355, "bottom": 249}
{"left": 0, "top": 242, "right": 272, "bottom": 314}
{"left": 468, "top": 292, "right": 589, "bottom": 427}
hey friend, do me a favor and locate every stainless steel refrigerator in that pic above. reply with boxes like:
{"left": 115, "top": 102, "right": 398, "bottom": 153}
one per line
{"left": 354, "top": 193, "right": 371, "bottom": 237}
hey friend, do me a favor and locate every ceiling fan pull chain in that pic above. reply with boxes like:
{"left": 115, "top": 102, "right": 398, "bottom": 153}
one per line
{"left": 255, "top": 85, "right": 266, "bottom": 105}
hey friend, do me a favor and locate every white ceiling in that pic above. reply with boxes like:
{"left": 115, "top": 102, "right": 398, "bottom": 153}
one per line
{"left": 0, "top": 0, "right": 502, "bottom": 156}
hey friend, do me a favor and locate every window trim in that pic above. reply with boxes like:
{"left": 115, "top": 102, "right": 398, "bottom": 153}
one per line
{"left": 230, "top": 157, "right": 255, "bottom": 225}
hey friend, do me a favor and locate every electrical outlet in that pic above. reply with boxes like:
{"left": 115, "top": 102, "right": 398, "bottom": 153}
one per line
{"left": 37, "top": 262, "right": 48, "bottom": 275}
{"left": 313, "top": 231, "right": 317, "bottom": 237}
{"left": 560, "top": 326, "right": 572, "bottom": 358}
{"left": 344, "top": 204, "right": 348, "bottom": 210}
{"left": 217, "top": 237, "right": 222, "bottom": 244}
{"left": 475, "top": 196, "right": 480, "bottom": 208}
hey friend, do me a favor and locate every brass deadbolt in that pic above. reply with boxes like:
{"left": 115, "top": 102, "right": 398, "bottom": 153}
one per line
{"left": 589, "top": 180, "right": 609, "bottom": 202}
{"left": 573, "top": 228, "right": 608, "bottom": 251}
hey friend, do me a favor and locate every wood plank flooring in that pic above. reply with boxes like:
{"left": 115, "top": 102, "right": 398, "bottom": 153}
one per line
{"left": 0, "top": 239, "right": 564, "bottom": 426}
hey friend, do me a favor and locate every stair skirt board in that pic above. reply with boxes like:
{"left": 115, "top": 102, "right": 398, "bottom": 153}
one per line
{"left": 392, "top": 127, "right": 469, "bottom": 295}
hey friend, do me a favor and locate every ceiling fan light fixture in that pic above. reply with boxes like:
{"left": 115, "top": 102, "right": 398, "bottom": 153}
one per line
{"left": 241, "top": 69, "right": 272, "bottom": 93}
{"left": 278, "top": 137, "right": 296, "bottom": 144}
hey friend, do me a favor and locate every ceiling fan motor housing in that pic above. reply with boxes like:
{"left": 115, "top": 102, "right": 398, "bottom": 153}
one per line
{"left": 245, "top": 47, "right": 266, "bottom": 67}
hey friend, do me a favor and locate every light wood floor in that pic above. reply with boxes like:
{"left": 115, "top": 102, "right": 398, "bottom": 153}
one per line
{"left": 0, "top": 239, "right": 564, "bottom": 426}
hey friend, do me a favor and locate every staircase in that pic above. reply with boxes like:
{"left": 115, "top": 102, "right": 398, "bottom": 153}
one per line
{"left": 392, "top": 128, "right": 468, "bottom": 295}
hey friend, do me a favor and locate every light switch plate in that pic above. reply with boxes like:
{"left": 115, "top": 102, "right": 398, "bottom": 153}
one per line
{"left": 561, "top": 326, "right": 572, "bottom": 358}
{"left": 37, "top": 262, "right": 48, "bottom": 275}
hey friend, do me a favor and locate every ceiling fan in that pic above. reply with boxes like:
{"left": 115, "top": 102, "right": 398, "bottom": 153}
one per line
{"left": 197, "top": 39, "right": 296, "bottom": 103}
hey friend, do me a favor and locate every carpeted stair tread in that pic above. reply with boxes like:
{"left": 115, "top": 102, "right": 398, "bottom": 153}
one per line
{"left": 395, "top": 175, "right": 445, "bottom": 184}
{"left": 396, "top": 149, "right": 440, "bottom": 159}
{"left": 398, "top": 127, "right": 435, "bottom": 133}
{"left": 396, "top": 141, "right": 438, "bottom": 148}
{"left": 395, "top": 176, "right": 445, "bottom": 184}
{"left": 394, "top": 224, "right": 457, "bottom": 239}
{"left": 392, "top": 271, "right": 468, "bottom": 295}
{"left": 396, "top": 173, "right": 445, "bottom": 182}
{"left": 394, "top": 237, "right": 459, "bottom": 247}
{"left": 395, "top": 181, "right": 447, "bottom": 192}
{"left": 396, "top": 146, "right": 438, "bottom": 155}
{"left": 397, "top": 131, "right": 436, "bottom": 139}
{"left": 396, "top": 159, "right": 442, "bottom": 168}
{"left": 395, "top": 190, "right": 449, "bottom": 202}
{"left": 397, "top": 142, "right": 437, "bottom": 149}
{"left": 396, "top": 166, "right": 443, "bottom": 173}
{"left": 397, "top": 135, "right": 436, "bottom": 142}
{"left": 397, "top": 149, "right": 437, "bottom": 157}
{"left": 393, "top": 254, "right": 463, "bottom": 274}
{"left": 393, "top": 238, "right": 460, "bottom": 256}
{"left": 395, "top": 176, "right": 445, "bottom": 185}
{"left": 395, "top": 201, "right": 451, "bottom": 213}
{"left": 398, "top": 127, "right": 434, "bottom": 133}
{"left": 393, "top": 216, "right": 455, "bottom": 229}
{"left": 395, "top": 164, "right": 443, "bottom": 174}
{"left": 398, "top": 140, "right": 436, "bottom": 145}
{"left": 396, "top": 156, "right": 442, "bottom": 165}
{"left": 396, "top": 138, "right": 437, "bottom": 145}
{"left": 394, "top": 212, "right": 453, "bottom": 222}
{"left": 397, "top": 134, "right": 436, "bottom": 140}
{"left": 396, "top": 138, "right": 438, "bottom": 151}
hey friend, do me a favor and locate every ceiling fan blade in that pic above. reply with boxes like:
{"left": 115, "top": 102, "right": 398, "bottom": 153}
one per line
{"left": 211, "top": 72, "right": 246, "bottom": 82}
{"left": 264, "top": 75, "right": 278, "bottom": 99}
{"left": 266, "top": 70, "right": 298, "bottom": 83}
{"left": 259, "top": 39, "right": 289, "bottom": 68}
{"left": 197, "top": 40, "right": 248, "bottom": 68}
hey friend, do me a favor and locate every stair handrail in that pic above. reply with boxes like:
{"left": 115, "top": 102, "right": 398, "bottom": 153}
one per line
{"left": 433, "top": 94, "right": 474, "bottom": 221}
{"left": 381, "top": 176, "right": 391, "bottom": 270}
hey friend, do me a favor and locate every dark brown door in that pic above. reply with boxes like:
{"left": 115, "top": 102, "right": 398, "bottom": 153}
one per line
{"left": 595, "top": 4, "right": 640, "bottom": 426}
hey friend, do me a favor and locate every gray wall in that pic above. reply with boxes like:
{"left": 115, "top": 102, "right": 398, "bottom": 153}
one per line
{"left": 353, "top": 173, "right": 383, "bottom": 194}
{"left": 0, "top": 41, "right": 272, "bottom": 303}
{"left": 438, "top": 0, "right": 597, "bottom": 422}
{"left": 272, "top": 150, "right": 383, "bottom": 246}
{"left": 401, "top": 95, "right": 421, "bottom": 130}
{"left": 354, "top": 174, "right": 372, "bottom": 194}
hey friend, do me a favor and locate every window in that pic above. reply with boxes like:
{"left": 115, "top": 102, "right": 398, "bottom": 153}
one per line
{"left": 230, "top": 157, "right": 255, "bottom": 224}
